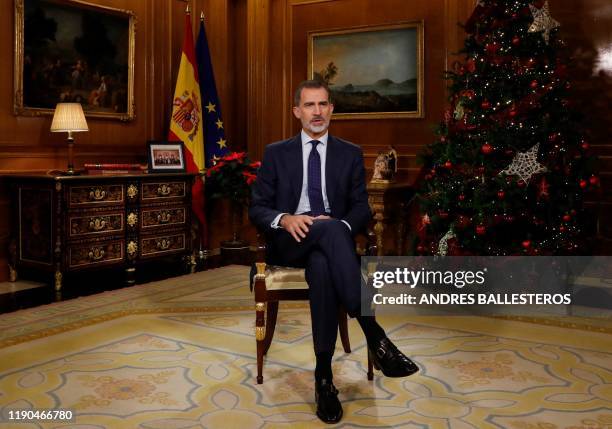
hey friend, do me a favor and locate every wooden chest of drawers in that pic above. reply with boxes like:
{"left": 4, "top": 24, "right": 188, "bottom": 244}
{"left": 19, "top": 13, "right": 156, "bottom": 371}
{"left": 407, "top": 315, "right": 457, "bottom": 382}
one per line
{"left": 6, "top": 172, "right": 197, "bottom": 290}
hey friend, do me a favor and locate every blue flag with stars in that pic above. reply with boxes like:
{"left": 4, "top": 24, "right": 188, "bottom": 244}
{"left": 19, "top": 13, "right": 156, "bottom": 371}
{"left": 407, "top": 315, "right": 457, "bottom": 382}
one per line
{"left": 196, "top": 14, "right": 229, "bottom": 167}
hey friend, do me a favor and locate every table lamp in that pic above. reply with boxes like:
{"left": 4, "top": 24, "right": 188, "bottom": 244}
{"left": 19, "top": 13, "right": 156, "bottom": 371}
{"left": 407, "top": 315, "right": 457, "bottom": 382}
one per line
{"left": 50, "top": 103, "right": 89, "bottom": 175}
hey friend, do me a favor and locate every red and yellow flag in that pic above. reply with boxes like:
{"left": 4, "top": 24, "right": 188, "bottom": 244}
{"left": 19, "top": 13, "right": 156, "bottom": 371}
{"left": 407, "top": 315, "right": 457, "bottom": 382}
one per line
{"left": 168, "top": 12, "right": 207, "bottom": 246}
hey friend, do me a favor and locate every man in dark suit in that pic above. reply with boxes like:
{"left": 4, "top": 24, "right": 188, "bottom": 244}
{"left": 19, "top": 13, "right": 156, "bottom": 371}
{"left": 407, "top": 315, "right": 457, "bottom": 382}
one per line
{"left": 249, "top": 80, "right": 418, "bottom": 424}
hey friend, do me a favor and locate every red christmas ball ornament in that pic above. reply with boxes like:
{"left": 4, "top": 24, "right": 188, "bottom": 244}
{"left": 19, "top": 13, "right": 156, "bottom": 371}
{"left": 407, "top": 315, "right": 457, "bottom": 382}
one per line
{"left": 571, "top": 209, "right": 577, "bottom": 216}
{"left": 476, "top": 225, "right": 487, "bottom": 235}
{"left": 417, "top": 245, "right": 426, "bottom": 254}
{"left": 565, "top": 82, "right": 572, "bottom": 89}
{"left": 548, "top": 133, "right": 559, "bottom": 142}
{"left": 444, "top": 160, "right": 453, "bottom": 169}
{"left": 562, "top": 214, "right": 571, "bottom": 222}
{"left": 509, "top": 108, "right": 517, "bottom": 118}
{"left": 477, "top": 166, "right": 486, "bottom": 174}
{"left": 522, "top": 240, "right": 531, "bottom": 249}
{"left": 424, "top": 174, "right": 432, "bottom": 181}
{"left": 497, "top": 190, "right": 505, "bottom": 200}
{"left": 517, "top": 180, "right": 526, "bottom": 188}
{"left": 512, "top": 12, "right": 519, "bottom": 19}
{"left": 466, "top": 58, "right": 477, "bottom": 73}
{"left": 486, "top": 42, "right": 500, "bottom": 55}
{"left": 440, "top": 136, "right": 446, "bottom": 143}
{"left": 559, "top": 225, "right": 566, "bottom": 232}
{"left": 589, "top": 175, "right": 599, "bottom": 185}
{"left": 579, "top": 179, "right": 588, "bottom": 189}
{"left": 430, "top": 168, "right": 436, "bottom": 176}
{"left": 481, "top": 100, "right": 491, "bottom": 109}
{"left": 512, "top": 35, "right": 521, "bottom": 46}
{"left": 481, "top": 143, "right": 493, "bottom": 155}
{"left": 530, "top": 80, "right": 539, "bottom": 89}
{"left": 458, "top": 194, "right": 466, "bottom": 201}
{"left": 581, "top": 141, "right": 590, "bottom": 150}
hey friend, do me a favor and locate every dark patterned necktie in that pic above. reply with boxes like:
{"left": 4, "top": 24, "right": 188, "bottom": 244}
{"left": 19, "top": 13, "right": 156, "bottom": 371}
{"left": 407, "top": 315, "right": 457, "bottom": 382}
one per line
{"left": 307, "top": 140, "right": 325, "bottom": 216}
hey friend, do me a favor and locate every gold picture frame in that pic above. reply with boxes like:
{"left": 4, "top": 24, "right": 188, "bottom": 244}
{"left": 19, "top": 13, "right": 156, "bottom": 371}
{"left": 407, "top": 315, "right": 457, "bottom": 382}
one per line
{"left": 14, "top": 0, "right": 136, "bottom": 121}
{"left": 308, "top": 21, "right": 424, "bottom": 120}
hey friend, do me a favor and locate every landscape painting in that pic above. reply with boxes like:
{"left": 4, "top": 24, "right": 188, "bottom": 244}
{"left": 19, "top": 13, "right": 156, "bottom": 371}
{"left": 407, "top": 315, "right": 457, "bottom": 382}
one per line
{"left": 308, "top": 22, "right": 424, "bottom": 119}
{"left": 14, "top": 0, "right": 136, "bottom": 120}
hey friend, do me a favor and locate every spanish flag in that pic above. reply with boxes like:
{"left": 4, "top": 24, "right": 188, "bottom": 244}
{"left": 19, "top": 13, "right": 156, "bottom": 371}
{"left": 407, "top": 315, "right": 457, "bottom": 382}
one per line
{"left": 168, "top": 10, "right": 207, "bottom": 246}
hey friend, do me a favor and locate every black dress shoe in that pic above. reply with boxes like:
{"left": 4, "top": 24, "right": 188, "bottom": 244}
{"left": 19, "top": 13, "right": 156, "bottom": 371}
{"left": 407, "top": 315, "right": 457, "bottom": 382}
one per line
{"left": 368, "top": 337, "right": 419, "bottom": 378}
{"left": 315, "top": 378, "right": 343, "bottom": 424}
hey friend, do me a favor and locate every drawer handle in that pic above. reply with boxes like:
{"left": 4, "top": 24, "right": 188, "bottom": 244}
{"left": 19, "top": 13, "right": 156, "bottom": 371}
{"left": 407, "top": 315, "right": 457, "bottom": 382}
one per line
{"left": 89, "top": 218, "right": 107, "bottom": 231}
{"left": 156, "top": 238, "right": 171, "bottom": 250}
{"left": 157, "top": 211, "right": 172, "bottom": 224}
{"left": 157, "top": 184, "right": 172, "bottom": 196}
{"left": 88, "top": 247, "right": 105, "bottom": 261}
{"left": 89, "top": 188, "right": 107, "bottom": 201}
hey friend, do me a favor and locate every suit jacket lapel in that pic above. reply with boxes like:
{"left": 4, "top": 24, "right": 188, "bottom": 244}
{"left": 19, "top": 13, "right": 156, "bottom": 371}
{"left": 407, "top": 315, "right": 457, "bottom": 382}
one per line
{"left": 284, "top": 135, "right": 303, "bottom": 204}
{"left": 326, "top": 135, "right": 341, "bottom": 210}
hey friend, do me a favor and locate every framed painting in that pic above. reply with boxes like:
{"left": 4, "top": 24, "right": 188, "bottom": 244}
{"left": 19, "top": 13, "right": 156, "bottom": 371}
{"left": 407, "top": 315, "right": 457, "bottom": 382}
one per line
{"left": 147, "top": 141, "right": 186, "bottom": 173}
{"left": 308, "top": 21, "right": 424, "bottom": 119}
{"left": 14, "top": 0, "right": 136, "bottom": 121}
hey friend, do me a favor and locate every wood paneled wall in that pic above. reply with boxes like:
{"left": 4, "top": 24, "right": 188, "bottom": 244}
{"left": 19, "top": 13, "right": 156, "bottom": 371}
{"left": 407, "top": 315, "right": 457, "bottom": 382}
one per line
{"left": 1, "top": 0, "right": 610, "bottom": 280}
{"left": 0, "top": 0, "right": 238, "bottom": 280}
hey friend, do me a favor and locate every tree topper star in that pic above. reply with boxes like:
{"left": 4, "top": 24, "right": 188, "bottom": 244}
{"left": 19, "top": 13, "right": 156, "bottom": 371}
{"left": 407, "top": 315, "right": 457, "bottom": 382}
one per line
{"left": 529, "top": 1, "right": 560, "bottom": 44}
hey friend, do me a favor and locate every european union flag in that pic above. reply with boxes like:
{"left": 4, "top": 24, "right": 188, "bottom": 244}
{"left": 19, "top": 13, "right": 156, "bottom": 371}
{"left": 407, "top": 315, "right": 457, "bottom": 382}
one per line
{"left": 196, "top": 13, "right": 229, "bottom": 167}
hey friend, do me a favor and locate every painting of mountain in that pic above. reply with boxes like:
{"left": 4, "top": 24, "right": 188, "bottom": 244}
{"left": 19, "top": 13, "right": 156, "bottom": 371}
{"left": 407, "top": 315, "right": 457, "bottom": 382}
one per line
{"left": 309, "top": 22, "right": 423, "bottom": 118}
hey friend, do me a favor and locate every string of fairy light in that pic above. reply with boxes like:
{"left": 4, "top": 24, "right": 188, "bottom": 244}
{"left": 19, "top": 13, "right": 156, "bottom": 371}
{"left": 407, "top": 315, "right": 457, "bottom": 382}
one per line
{"left": 418, "top": 0, "right": 598, "bottom": 256}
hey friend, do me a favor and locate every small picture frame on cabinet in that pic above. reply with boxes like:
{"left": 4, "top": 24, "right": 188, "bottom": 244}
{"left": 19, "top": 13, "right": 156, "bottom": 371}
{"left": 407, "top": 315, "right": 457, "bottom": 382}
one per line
{"left": 147, "top": 141, "right": 186, "bottom": 173}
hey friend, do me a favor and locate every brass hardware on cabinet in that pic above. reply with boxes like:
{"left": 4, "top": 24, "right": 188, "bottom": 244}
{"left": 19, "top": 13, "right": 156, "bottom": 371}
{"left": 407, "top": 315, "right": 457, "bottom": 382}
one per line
{"left": 127, "top": 184, "right": 138, "bottom": 199}
{"left": 127, "top": 241, "right": 138, "bottom": 256}
{"left": 88, "top": 218, "right": 107, "bottom": 231}
{"left": 127, "top": 212, "right": 137, "bottom": 227}
{"left": 156, "top": 238, "right": 171, "bottom": 250}
{"left": 89, "top": 188, "right": 107, "bottom": 201}
{"left": 157, "top": 184, "right": 172, "bottom": 196}
{"left": 157, "top": 211, "right": 172, "bottom": 224}
{"left": 88, "top": 247, "right": 105, "bottom": 261}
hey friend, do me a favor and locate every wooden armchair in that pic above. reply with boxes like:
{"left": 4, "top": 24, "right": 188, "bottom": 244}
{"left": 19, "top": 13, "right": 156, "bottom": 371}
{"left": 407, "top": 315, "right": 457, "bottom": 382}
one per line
{"left": 251, "top": 229, "right": 376, "bottom": 384}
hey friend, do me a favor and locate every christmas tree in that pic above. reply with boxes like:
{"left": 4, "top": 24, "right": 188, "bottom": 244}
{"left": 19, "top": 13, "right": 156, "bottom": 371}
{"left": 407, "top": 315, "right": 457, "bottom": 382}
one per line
{"left": 418, "top": 0, "right": 598, "bottom": 256}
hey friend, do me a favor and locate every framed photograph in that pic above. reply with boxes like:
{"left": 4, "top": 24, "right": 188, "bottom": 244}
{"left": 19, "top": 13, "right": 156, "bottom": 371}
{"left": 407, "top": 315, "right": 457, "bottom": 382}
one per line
{"left": 147, "top": 141, "right": 186, "bottom": 173}
{"left": 14, "top": 0, "right": 136, "bottom": 121}
{"left": 308, "top": 21, "right": 424, "bottom": 119}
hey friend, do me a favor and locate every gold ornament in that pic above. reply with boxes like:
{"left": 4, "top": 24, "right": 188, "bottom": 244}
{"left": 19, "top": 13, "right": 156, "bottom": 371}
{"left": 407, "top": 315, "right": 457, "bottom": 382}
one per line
{"left": 528, "top": 1, "right": 560, "bottom": 45}
{"left": 127, "top": 184, "right": 138, "bottom": 199}
{"left": 127, "top": 212, "right": 138, "bottom": 227}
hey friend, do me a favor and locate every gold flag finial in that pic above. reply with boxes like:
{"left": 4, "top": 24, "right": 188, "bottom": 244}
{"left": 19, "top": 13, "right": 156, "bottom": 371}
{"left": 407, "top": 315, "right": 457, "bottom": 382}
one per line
{"left": 200, "top": 11, "right": 205, "bottom": 21}
{"left": 185, "top": 2, "right": 190, "bottom": 14}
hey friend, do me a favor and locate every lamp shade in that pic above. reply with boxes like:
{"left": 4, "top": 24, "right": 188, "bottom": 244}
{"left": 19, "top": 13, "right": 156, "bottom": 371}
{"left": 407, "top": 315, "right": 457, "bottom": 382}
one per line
{"left": 50, "top": 103, "right": 89, "bottom": 133}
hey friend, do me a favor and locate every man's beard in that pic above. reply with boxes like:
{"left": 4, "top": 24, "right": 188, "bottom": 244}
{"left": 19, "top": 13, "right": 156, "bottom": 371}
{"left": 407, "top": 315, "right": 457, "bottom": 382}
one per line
{"left": 304, "top": 118, "right": 329, "bottom": 135}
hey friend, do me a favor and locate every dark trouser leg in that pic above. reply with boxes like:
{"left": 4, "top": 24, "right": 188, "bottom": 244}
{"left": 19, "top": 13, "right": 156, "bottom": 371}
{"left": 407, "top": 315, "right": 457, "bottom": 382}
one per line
{"left": 305, "top": 250, "right": 338, "bottom": 355}
{"left": 272, "top": 219, "right": 362, "bottom": 317}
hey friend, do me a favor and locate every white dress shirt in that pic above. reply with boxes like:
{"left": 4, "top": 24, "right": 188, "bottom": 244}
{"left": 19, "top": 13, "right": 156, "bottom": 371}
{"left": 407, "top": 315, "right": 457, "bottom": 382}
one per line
{"left": 271, "top": 130, "right": 351, "bottom": 231}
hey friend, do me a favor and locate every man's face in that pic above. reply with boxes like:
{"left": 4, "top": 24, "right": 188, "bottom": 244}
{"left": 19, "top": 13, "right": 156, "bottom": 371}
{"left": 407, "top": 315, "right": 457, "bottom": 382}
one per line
{"left": 293, "top": 87, "right": 334, "bottom": 138}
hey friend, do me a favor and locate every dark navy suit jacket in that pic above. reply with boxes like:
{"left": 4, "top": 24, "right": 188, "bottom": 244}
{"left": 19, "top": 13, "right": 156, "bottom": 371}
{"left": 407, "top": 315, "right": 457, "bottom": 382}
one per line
{"left": 249, "top": 134, "right": 372, "bottom": 240}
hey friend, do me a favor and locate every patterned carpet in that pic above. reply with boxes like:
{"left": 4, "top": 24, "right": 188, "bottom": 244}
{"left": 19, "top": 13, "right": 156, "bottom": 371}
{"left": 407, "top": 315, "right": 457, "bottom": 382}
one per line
{"left": 0, "top": 265, "right": 611, "bottom": 428}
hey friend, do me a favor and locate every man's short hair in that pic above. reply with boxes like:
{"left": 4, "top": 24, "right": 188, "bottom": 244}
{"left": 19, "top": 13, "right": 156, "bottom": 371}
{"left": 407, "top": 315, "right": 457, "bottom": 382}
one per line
{"left": 293, "top": 80, "right": 332, "bottom": 106}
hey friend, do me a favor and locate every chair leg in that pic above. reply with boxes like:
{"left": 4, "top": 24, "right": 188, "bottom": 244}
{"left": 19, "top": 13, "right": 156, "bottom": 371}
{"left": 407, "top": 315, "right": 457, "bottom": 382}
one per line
{"left": 367, "top": 352, "right": 374, "bottom": 380}
{"left": 263, "top": 301, "right": 278, "bottom": 355}
{"left": 255, "top": 302, "right": 266, "bottom": 384}
{"left": 338, "top": 306, "right": 351, "bottom": 353}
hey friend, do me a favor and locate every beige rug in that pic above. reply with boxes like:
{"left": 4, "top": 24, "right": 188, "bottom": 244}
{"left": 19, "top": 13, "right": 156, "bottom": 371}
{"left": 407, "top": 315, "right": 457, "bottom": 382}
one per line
{"left": 0, "top": 266, "right": 611, "bottom": 428}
